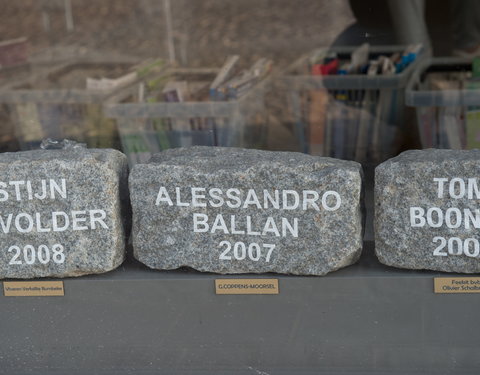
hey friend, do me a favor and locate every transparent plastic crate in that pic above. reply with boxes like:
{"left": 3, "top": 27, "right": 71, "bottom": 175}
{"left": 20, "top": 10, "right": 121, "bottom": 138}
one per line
{"left": 405, "top": 57, "right": 480, "bottom": 150}
{"left": 0, "top": 62, "right": 64, "bottom": 152}
{"left": 104, "top": 68, "right": 269, "bottom": 166}
{"left": 0, "top": 60, "right": 146, "bottom": 150}
{"left": 278, "top": 45, "right": 423, "bottom": 163}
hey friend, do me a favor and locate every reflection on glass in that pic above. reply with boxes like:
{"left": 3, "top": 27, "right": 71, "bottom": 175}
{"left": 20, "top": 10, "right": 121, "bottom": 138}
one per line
{"left": 0, "top": 0, "right": 477, "bottom": 165}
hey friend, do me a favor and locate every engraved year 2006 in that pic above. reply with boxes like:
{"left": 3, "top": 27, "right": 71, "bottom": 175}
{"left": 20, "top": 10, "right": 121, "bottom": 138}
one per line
{"left": 219, "top": 241, "right": 276, "bottom": 262}
{"left": 7, "top": 244, "right": 65, "bottom": 265}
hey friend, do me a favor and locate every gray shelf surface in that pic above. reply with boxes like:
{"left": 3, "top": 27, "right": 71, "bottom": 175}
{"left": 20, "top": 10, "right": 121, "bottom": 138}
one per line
{"left": 1, "top": 241, "right": 479, "bottom": 375}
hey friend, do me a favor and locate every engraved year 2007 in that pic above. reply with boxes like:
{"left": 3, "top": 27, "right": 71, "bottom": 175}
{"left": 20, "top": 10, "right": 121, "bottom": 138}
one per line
{"left": 219, "top": 241, "right": 276, "bottom": 262}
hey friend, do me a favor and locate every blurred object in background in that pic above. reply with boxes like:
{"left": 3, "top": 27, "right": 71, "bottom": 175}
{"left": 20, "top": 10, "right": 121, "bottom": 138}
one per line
{"left": 0, "top": 0, "right": 463, "bottom": 161}
{"left": 451, "top": 0, "right": 480, "bottom": 58}
{"left": 105, "top": 56, "right": 272, "bottom": 166}
{"left": 0, "top": 0, "right": 356, "bottom": 154}
{"left": 387, "top": 0, "right": 432, "bottom": 54}
{"left": 387, "top": 0, "right": 480, "bottom": 57}
{"left": 0, "top": 57, "right": 166, "bottom": 150}
{"left": 0, "top": 37, "right": 29, "bottom": 68}
{"left": 406, "top": 57, "right": 480, "bottom": 150}
{"left": 278, "top": 43, "right": 424, "bottom": 164}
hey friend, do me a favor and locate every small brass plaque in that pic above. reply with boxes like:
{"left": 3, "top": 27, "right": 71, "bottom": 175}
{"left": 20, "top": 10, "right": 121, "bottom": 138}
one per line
{"left": 434, "top": 277, "right": 480, "bottom": 294}
{"left": 215, "top": 279, "right": 279, "bottom": 295}
{"left": 3, "top": 281, "right": 65, "bottom": 297}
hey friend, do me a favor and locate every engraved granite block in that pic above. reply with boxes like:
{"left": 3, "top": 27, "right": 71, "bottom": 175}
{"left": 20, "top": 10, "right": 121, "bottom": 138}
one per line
{"left": 0, "top": 148, "right": 128, "bottom": 278}
{"left": 376, "top": 149, "right": 480, "bottom": 272}
{"left": 130, "top": 147, "right": 364, "bottom": 275}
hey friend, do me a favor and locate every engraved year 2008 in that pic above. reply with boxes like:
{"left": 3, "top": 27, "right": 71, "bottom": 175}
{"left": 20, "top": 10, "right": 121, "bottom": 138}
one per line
{"left": 219, "top": 241, "right": 276, "bottom": 262}
{"left": 7, "top": 244, "right": 65, "bottom": 265}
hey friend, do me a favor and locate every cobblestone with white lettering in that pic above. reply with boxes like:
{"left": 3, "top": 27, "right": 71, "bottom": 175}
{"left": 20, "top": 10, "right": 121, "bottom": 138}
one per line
{"left": 376, "top": 149, "right": 480, "bottom": 273}
{"left": 130, "top": 146, "right": 364, "bottom": 275}
{"left": 0, "top": 148, "right": 129, "bottom": 278}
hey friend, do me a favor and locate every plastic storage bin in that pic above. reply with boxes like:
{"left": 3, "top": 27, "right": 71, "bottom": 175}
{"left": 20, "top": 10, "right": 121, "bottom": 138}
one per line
{"left": 104, "top": 67, "right": 269, "bottom": 166}
{"left": 279, "top": 45, "right": 422, "bottom": 163}
{"left": 405, "top": 57, "right": 480, "bottom": 150}
{"left": 0, "top": 60, "right": 146, "bottom": 150}
{"left": 0, "top": 62, "right": 63, "bottom": 152}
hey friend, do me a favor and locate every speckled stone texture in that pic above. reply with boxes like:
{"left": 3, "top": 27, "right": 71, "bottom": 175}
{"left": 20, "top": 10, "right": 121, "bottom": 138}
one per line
{"left": 0, "top": 148, "right": 128, "bottom": 278}
{"left": 376, "top": 149, "right": 480, "bottom": 273}
{"left": 130, "top": 146, "right": 364, "bottom": 275}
